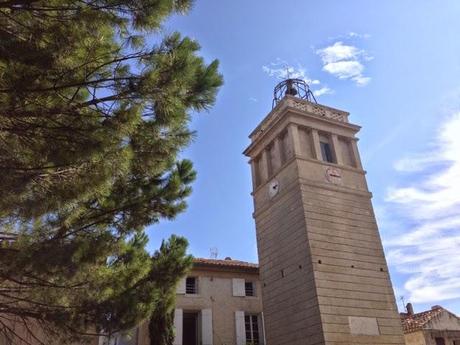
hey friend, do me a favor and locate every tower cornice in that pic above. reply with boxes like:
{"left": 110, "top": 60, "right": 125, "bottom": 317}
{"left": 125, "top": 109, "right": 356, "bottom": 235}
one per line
{"left": 244, "top": 95, "right": 359, "bottom": 157}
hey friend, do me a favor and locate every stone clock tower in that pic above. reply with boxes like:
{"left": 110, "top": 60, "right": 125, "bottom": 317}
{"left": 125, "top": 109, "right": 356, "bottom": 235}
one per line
{"left": 243, "top": 79, "right": 404, "bottom": 345}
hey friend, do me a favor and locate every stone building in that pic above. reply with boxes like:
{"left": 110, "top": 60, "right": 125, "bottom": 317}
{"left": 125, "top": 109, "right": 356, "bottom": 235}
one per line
{"left": 107, "top": 257, "right": 264, "bottom": 345}
{"left": 401, "top": 304, "right": 460, "bottom": 345}
{"left": 243, "top": 79, "right": 405, "bottom": 345}
{"left": 172, "top": 258, "right": 264, "bottom": 345}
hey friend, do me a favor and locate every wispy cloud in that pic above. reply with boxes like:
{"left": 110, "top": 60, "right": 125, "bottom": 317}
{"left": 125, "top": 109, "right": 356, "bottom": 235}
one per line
{"left": 328, "top": 32, "right": 372, "bottom": 41}
{"left": 316, "top": 41, "right": 372, "bottom": 86}
{"left": 384, "top": 113, "right": 460, "bottom": 303}
{"left": 262, "top": 59, "right": 320, "bottom": 85}
{"left": 348, "top": 32, "right": 371, "bottom": 39}
{"left": 262, "top": 59, "right": 330, "bottom": 98}
{"left": 313, "top": 87, "right": 333, "bottom": 97}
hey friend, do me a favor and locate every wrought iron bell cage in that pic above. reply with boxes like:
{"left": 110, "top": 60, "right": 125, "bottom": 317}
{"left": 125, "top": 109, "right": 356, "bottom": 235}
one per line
{"left": 272, "top": 78, "right": 317, "bottom": 108}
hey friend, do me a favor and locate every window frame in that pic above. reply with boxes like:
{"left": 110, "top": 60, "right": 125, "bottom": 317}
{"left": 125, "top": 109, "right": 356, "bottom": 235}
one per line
{"left": 253, "top": 155, "right": 261, "bottom": 188}
{"left": 185, "top": 276, "right": 198, "bottom": 295}
{"left": 244, "top": 314, "right": 260, "bottom": 345}
{"left": 244, "top": 281, "right": 255, "bottom": 297}
{"left": 435, "top": 337, "right": 446, "bottom": 345}
{"left": 319, "top": 133, "right": 335, "bottom": 163}
{"left": 338, "top": 136, "right": 356, "bottom": 167}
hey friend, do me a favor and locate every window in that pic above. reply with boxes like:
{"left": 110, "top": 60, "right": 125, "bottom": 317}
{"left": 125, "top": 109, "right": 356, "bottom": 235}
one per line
{"left": 253, "top": 154, "right": 265, "bottom": 187}
{"left": 266, "top": 144, "right": 274, "bottom": 176}
{"left": 245, "top": 282, "right": 255, "bottom": 297}
{"left": 339, "top": 137, "right": 356, "bottom": 167}
{"left": 269, "top": 141, "right": 281, "bottom": 174}
{"left": 298, "top": 127, "right": 313, "bottom": 158}
{"left": 281, "top": 130, "right": 293, "bottom": 161}
{"left": 279, "top": 132, "right": 287, "bottom": 165}
{"left": 245, "top": 314, "right": 260, "bottom": 345}
{"left": 435, "top": 338, "right": 445, "bottom": 345}
{"left": 319, "top": 134, "right": 334, "bottom": 163}
{"left": 186, "top": 277, "right": 197, "bottom": 294}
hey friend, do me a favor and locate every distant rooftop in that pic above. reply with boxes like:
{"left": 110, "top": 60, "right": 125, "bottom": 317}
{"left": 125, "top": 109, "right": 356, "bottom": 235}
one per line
{"left": 192, "top": 257, "right": 259, "bottom": 273}
{"left": 400, "top": 305, "right": 446, "bottom": 333}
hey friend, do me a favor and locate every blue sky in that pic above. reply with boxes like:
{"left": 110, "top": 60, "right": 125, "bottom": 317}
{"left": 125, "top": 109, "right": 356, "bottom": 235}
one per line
{"left": 146, "top": 1, "right": 460, "bottom": 315}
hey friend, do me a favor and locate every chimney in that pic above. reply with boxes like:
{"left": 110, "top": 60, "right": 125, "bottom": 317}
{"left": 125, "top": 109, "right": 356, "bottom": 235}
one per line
{"left": 406, "top": 303, "right": 414, "bottom": 315}
{"left": 431, "top": 305, "right": 442, "bottom": 310}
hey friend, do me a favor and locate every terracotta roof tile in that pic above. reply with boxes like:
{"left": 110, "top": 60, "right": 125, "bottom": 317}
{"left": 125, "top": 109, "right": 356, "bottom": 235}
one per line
{"left": 192, "top": 258, "right": 258, "bottom": 271}
{"left": 400, "top": 306, "right": 444, "bottom": 333}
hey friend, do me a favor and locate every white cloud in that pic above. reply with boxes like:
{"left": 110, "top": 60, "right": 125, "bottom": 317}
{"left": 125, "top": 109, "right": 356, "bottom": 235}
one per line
{"left": 262, "top": 59, "right": 319, "bottom": 85}
{"left": 262, "top": 59, "right": 331, "bottom": 98}
{"left": 323, "top": 60, "right": 363, "bottom": 78}
{"left": 318, "top": 42, "right": 362, "bottom": 64}
{"left": 316, "top": 41, "right": 372, "bottom": 86}
{"left": 353, "top": 76, "right": 371, "bottom": 86}
{"left": 328, "top": 32, "right": 371, "bottom": 41}
{"left": 384, "top": 113, "right": 460, "bottom": 304}
{"left": 393, "top": 155, "right": 441, "bottom": 172}
{"left": 313, "top": 87, "right": 333, "bottom": 97}
{"left": 348, "top": 32, "right": 371, "bottom": 39}
{"left": 248, "top": 97, "right": 258, "bottom": 103}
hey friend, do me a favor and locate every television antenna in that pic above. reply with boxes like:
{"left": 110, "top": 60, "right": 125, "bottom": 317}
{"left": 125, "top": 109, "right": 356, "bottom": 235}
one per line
{"left": 399, "top": 296, "right": 407, "bottom": 312}
{"left": 210, "top": 247, "right": 218, "bottom": 259}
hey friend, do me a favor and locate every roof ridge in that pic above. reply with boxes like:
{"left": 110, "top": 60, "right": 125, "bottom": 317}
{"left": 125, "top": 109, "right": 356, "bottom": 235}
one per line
{"left": 401, "top": 306, "right": 446, "bottom": 333}
{"left": 193, "top": 257, "right": 258, "bottom": 264}
{"left": 191, "top": 257, "right": 259, "bottom": 271}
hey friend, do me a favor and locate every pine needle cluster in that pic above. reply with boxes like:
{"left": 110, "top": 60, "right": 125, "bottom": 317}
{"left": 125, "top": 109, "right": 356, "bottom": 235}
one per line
{"left": 0, "top": 1, "right": 222, "bottom": 343}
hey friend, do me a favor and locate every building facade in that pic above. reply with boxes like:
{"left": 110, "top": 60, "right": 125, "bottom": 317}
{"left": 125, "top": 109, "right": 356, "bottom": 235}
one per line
{"left": 401, "top": 304, "right": 460, "bottom": 345}
{"left": 109, "top": 258, "right": 264, "bottom": 345}
{"left": 243, "top": 80, "right": 405, "bottom": 345}
{"left": 172, "top": 258, "right": 264, "bottom": 345}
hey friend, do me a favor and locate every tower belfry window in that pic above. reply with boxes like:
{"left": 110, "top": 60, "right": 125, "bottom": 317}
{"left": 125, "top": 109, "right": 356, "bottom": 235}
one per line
{"left": 319, "top": 134, "right": 334, "bottom": 163}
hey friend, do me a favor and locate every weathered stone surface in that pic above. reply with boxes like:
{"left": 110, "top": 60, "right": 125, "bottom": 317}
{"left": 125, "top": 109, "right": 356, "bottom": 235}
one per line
{"left": 244, "top": 96, "right": 405, "bottom": 345}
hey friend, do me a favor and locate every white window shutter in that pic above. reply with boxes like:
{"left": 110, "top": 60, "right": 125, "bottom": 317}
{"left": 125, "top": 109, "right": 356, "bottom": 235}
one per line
{"left": 261, "top": 312, "right": 266, "bottom": 345}
{"left": 99, "top": 333, "right": 119, "bottom": 345}
{"left": 201, "top": 309, "right": 213, "bottom": 345}
{"left": 176, "top": 277, "right": 186, "bottom": 294}
{"left": 232, "top": 278, "right": 245, "bottom": 296}
{"left": 98, "top": 335, "right": 115, "bottom": 345}
{"left": 235, "top": 311, "right": 246, "bottom": 345}
{"left": 173, "top": 309, "right": 183, "bottom": 345}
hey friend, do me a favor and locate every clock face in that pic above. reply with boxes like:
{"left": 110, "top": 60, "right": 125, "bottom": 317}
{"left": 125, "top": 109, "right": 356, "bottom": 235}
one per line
{"left": 268, "top": 179, "right": 280, "bottom": 198}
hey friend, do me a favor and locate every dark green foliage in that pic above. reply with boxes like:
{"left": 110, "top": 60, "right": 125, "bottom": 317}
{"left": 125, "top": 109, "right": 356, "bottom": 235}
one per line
{"left": 148, "top": 236, "right": 192, "bottom": 345}
{"left": 0, "top": 0, "right": 221, "bottom": 343}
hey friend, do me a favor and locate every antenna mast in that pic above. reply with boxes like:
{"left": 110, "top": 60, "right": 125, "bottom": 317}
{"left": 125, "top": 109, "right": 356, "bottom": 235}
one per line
{"left": 209, "top": 247, "right": 218, "bottom": 259}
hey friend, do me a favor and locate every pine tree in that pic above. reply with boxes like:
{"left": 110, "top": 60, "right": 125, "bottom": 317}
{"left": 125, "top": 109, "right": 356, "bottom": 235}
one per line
{"left": 0, "top": 1, "right": 222, "bottom": 343}
{"left": 148, "top": 237, "right": 192, "bottom": 345}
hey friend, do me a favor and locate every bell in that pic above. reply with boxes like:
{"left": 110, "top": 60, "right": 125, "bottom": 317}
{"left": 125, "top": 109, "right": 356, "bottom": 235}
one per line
{"left": 286, "top": 87, "right": 297, "bottom": 96}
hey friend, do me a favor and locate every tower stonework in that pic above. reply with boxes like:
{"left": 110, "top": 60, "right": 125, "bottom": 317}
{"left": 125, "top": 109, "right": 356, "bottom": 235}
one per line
{"left": 244, "top": 87, "right": 405, "bottom": 345}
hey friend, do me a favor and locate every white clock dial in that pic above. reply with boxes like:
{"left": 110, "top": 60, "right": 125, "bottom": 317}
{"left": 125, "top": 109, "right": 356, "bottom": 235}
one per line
{"left": 268, "top": 179, "right": 280, "bottom": 198}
